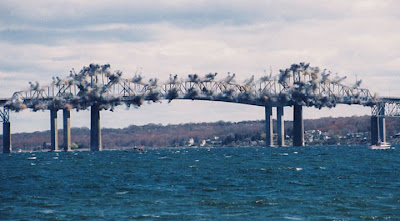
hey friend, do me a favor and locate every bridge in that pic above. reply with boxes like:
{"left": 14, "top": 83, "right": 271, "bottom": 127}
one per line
{"left": 0, "top": 63, "right": 399, "bottom": 153}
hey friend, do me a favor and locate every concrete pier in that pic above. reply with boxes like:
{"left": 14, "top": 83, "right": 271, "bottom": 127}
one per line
{"left": 63, "top": 109, "right": 71, "bottom": 151}
{"left": 3, "top": 122, "right": 11, "bottom": 153}
{"left": 293, "top": 105, "right": 304, "bottom": 146}
{"left": 90, "top": 104, "right": 102, "bottom": 151}
{"left": 371, "top": 116, "right": 379, "bottom": 145}
{"left": 265, "top": 106, "right": 273, "bottom": 147}
{"left": 277, "top": 107, "right": 285, "bottom": 147}
{"left": 378, "top": 105, "right": 386, "bottom": 143}
{"left": 50, "top": 109, "right": 58, "bottom": 151}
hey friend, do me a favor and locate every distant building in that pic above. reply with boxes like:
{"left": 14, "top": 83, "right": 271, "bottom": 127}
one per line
{"left": 188, "top": 138, "right": 195, "bottom": 146}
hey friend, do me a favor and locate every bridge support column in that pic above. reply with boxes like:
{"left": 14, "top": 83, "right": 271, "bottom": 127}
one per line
{"left": 63, "top": 109, "right": 71, "bottom": 151}
{"left": 277, "top": 107, "right": 285, "bottom": 147}
{"left": 265, "top": 106, "right": 273, "bottom": 147}
{"left": 50, "top": 109, "right": 59, "bottom": 151}
{"left": 3, "top": 122, "right": 11, "bottom": 153}
{"left": 293, "top": 105, "right": 304, "bottom": 147}
{"left": 371, "top": 116, "right": 379, "bottom": 145}
{"left": 378, "top": 105, "right": 386, "bottom": 143}
{"left": 91, "top": 104, "right": 102, "bottom": 151}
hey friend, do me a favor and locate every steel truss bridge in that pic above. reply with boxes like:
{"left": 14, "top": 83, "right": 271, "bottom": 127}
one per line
{"left": 372, "top": 98, "right": 400, "bottom": 117}
{"left": 1, "top": 63, "right": 399, "bottom": 153}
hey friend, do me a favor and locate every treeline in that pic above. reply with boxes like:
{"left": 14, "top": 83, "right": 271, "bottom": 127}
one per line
{"left": 1, "top": 115, "right": 400, "bottom": 151}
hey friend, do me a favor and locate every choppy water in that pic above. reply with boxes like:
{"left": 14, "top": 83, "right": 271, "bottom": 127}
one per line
{"left": 1, "top": 145, "right": 399, "bottom": 220}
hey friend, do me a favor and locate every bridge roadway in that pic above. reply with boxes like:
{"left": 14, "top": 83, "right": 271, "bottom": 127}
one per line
{"left": 381, "top": 97, "right": 400, "bottom": 102}
{"left": 1, "top": 63, "right": 399, "bottom": 153}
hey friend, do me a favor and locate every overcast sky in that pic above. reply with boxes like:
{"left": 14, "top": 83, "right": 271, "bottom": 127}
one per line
{"left": 1, "top": 0, "right": 399, "bottom": 133}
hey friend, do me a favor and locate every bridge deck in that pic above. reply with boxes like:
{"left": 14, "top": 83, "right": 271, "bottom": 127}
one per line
{"left": 0, "top": 99, "right": 9, "bottom": 105}
{"left": 380, "top": 97, "right": 400, "bottom": 102}
{"left": 1, "top": 97, "right": 399, "bottom": 108}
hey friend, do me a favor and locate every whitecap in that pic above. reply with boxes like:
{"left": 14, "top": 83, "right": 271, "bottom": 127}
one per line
{"left": 116, "top": 191, "right": 128, "bottom": 195}
{"left": 284, "top": 216, "right": 302, "bottom": 220}
{"left": 41, "top": 209, "right": 54, "bottom": 214}
{"left": 296, "top": 168, "right": 303, "bottom": 171}
{"left": 28, "top": 157, "right": 37, "bottom": 160}
{"left": 140, "top": 214, "right": 161, "bottom": 218}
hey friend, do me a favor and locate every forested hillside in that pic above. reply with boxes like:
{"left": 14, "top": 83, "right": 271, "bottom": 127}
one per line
{"left": 1, "top": 116, "right": 400, "bottom": 151}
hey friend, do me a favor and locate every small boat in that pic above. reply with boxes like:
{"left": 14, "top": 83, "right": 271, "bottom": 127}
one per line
{"left": 371, "top": 142, "right": 392, "bottom": 150}
{"left": 124, "top": 147, "right": 145, "bottom": 152}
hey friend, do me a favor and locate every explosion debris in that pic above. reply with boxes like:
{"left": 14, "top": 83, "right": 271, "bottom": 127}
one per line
{"left": 5, "top": 63, "right": 376, "bottom": 112}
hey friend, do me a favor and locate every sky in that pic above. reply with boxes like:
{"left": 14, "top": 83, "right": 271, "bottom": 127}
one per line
{"left": 0, "top": 0, "right": 399, "bottom": 133}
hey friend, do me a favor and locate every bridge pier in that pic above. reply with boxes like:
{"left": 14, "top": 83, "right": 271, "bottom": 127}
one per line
{"left": 265, "top": 106, "right": 273, "bottom": 147}
{"left": 277, "top": 107, "right": 285, "bottom": 147}
{"left": 293, "top": 105, "right": 304, "bottom": 147}
{"left": 371, "top": 116, "right": 379, "bottom": 145}
{"left": 50, "top": 109, "right": 59, "bottom": 151}
{"left": 63, "top": 109, "right": 71, "bottom": 151}
{"left": 378, "top": 105, "right": 386, "bottom": 143}
{"left": 91, "top": 104, "right": 102, "bottom": 151}
{"left": 3, "top": 122, "right": 11, "bottom": 153}
{"left": 1, "top": 107, "right": 11, "bottom": 153}
{"left": 371, "top": 103, "right": 387, "bottom": 145}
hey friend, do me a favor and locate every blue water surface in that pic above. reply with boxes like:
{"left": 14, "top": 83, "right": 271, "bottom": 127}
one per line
{"left": 1, "top": 145, "right": 399, "bottom": 220}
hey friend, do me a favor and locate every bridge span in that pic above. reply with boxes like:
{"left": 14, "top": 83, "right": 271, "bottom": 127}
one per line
{"left": 1, "top": 63, "right": 399, "bottom": 153}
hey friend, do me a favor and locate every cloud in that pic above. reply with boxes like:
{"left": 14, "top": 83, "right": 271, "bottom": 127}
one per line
{"left": 0, "top": 27, "right": 153, "bottom": 45}
{"left": 0, "top": 1, "right": 338, "bottom": 27}
{"left": 4, "top": 0, "right": 398, "bottom": 29}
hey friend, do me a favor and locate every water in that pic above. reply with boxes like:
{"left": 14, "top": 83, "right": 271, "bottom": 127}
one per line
{"left": 1, "top": 146, "right": 399, "bottom": 220}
